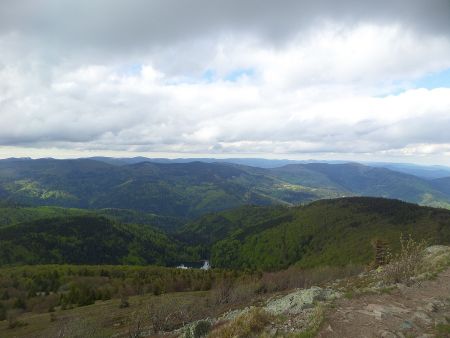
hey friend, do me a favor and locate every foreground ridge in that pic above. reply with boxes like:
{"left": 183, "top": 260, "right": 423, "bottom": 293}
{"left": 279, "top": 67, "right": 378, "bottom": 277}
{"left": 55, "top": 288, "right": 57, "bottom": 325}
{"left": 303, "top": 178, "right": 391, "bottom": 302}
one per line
{"left": 177, "top": 245, "right": 450, "bottom": 337}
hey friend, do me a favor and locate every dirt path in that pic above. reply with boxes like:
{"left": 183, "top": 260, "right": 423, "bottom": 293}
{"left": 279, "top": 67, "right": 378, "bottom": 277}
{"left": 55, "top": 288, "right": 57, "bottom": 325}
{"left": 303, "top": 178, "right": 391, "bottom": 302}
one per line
{"left": 317, "top": 269, "right": 450, "bottom": 338}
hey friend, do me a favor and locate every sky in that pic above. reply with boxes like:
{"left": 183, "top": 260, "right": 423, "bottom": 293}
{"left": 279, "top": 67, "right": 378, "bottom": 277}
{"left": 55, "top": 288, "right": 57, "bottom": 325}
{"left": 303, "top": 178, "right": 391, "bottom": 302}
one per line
{"left": 1, "top": 0, "right": 450, "bottom": 164}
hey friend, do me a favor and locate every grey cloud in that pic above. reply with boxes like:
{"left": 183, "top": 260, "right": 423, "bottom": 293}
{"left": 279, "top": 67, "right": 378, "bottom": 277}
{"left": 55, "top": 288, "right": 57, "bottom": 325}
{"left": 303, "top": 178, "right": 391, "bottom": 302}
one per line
{"left": 1, "top": 0, "right": 449, "bottom": 52}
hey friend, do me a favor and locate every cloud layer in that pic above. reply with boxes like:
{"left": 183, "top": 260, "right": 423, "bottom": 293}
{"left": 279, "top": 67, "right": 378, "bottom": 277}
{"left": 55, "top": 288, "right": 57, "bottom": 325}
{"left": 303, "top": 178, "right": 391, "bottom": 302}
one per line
{"left": 1, "top": 0, "right": 450, "bottom": 163}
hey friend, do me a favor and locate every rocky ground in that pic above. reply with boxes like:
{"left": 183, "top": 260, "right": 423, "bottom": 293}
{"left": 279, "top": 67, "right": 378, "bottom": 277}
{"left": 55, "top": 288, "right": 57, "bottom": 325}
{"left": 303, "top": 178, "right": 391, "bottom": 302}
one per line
{"left": 317, "top": 246, "right": 450, "bottom": 338}
{"left": 177, "top": 245, "right": 450, "bottom": 337}
{"left": 318, "top": 268, "right": 450, "bottom": 337}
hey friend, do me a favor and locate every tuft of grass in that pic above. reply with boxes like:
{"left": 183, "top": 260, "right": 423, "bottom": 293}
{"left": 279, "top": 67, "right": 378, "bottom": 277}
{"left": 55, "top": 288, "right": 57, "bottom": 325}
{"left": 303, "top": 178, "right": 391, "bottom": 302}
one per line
{"left": 290, "top": 305, "right": 325, "bottom": 338}
{"left": 435, "top": 323, "right": 450, "bottom": 336}
{"left": 208, "top": 308, "right": 273, "bottom": 338}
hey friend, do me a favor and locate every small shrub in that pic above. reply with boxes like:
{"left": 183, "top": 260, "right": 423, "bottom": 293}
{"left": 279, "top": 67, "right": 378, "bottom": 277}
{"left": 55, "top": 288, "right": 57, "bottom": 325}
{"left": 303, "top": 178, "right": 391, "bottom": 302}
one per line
{"left": 211, "top": 279, "right": 234, "bottom": 305}
{"left": 371, "top": 238, "right": 389, "bottom": 268}
{"left": 185, "top": 320, "right": 212, "bottom": 338}
{"left": 7, "top": 310, "right": 27, "bottom": 329}
{"left": 0, "top": 302, "right": 6, "bottom": 321}
{"left": 119, "top": 295, "right": 130, "bottom": 308}
{"left": 381, "top": 234, "right": 427, "bottom": 285}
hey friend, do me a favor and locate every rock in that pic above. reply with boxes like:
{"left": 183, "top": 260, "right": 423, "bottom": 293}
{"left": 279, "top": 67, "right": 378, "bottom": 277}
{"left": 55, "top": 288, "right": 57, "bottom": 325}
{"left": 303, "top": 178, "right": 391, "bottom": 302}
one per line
{"left": 424, "top": 302, "right": 438, "bottom": 313}
{"left": 412, "top": 311, "right": 433, "bottom": 326}
{"left": 265, "top": 286, "right": 341, "bottom": 315}
{"left": 269, "top": 327, "right": 278, "bottom": 336}
{"left": 365, "top": 303, "right": 409, "bottom": 320}
{"left": 399, "top": 320, "right": 414, "bottom": 331}
{"left": 379, "top": 330, "right": 397, "bottom": 338}
{"left": 424, "top": 245, "right": 450, "bottom": 255}
{"left": 218, "top": 306, "right": 253, "bottom": 321}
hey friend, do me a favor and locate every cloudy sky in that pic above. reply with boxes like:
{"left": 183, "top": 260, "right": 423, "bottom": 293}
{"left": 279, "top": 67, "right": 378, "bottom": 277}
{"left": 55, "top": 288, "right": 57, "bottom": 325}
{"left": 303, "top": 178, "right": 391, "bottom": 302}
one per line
{"left": 1, "top": 0, "right": 450, "bottom": 164}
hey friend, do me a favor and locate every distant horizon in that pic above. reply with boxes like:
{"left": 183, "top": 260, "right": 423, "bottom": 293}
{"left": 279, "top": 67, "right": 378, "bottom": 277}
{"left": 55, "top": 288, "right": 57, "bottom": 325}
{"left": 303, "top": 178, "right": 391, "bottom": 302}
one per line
{"left": 2, "top": 153, "right": 450, "bottom": 169}
{"left": 1, "top": 1, "right": 450, "bottom": 166}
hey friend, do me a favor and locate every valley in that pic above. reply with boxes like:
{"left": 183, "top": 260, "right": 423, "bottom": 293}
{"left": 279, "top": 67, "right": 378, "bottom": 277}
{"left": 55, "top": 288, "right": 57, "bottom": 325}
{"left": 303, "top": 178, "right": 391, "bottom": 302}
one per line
{"left": 1, "top": 158, "right": 450, "bottom": 337}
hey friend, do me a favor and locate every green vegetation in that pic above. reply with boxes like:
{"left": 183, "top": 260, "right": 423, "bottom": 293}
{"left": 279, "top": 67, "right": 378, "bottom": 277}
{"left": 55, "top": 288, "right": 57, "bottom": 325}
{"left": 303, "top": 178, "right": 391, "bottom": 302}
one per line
{"left": 1, "top": 159, "right": 450, "bottom": 222}
{"left": 0, "top": 215, "right": 194, "bottom": 265}
{"left": 198, "top": 197, "right": 450, "bottom": 270}
{"left": 0, "top": 264, "right": 249, "bottom": 326}
{"left": 1, "top": 197, "right": 450, "bottom": 271}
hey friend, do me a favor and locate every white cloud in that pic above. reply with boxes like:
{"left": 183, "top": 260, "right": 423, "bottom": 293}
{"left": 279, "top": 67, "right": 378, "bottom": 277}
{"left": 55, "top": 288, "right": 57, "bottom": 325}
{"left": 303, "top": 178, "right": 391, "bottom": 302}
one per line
{"left": 0, "top": 2, "right": 450, "bottom": 164}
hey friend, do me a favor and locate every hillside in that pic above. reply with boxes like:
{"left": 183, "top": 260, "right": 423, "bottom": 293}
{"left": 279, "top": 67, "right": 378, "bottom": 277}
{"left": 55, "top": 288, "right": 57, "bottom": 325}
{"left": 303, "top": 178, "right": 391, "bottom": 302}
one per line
{"left": 0, "top": 159, "right": 340, "bottom": 218}
{"left": 271, "top": 163, "right": 450, "bottom": 208}
{"left": 0, "top": 203, "right": 184, "bottom": 232}
{"left": 1, "top": 159, "right": 449, "bottom": 221}
{"left": 0, "top": 215, "right": 191, "bottom": 265}
{"left": 181, "top": 197, "right": 450, "bottom": 270}
{"left": 2, "top": 197, "right": 449, "bottom": 270}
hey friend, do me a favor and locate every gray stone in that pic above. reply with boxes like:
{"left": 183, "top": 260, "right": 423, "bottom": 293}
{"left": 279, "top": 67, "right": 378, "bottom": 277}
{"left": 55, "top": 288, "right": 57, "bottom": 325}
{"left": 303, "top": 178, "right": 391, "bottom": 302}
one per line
{"left": 412, "top": 311, "right": 433, "bottom": 326}
{"left": 265, "top": 286, "right": 341, "bottom": 315}
{"left": 379, "top": 330, "right": 397, "bottom": 338}
{"left": 365, "top": 303, "right": 409, "bottom": 320}
{"left": 425, "top": 302, "right": 438, "bottom": 313}
{"left": 400, "top": 320, "right": 414, "bottom": 331}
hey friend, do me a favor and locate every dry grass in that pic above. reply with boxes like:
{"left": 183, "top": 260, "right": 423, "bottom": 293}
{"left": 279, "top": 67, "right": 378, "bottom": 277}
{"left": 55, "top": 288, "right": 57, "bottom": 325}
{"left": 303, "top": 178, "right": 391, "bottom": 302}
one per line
{"left": 381, "top": 235, "right": 427, "bottom": 285}
{"left": 208, "top": 308, "right": 274, "bottom": 338}
{"left": 260, "top": 265, "right": 363, "bottom": 293}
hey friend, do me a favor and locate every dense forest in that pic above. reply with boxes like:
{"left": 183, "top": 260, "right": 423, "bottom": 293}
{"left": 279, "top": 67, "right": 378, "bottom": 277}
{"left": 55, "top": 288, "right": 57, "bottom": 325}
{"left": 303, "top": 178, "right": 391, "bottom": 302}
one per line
{"left": 1, "top": 197, "right": 450, "bottom": 270}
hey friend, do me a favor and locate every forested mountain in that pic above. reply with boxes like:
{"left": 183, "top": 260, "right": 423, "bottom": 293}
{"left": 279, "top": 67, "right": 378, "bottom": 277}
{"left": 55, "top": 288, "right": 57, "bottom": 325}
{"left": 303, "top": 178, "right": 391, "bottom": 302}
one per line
{"left": 0, "top": 158, "right": 450, "bottom": 221}
{"left": 431, "top": 176, "right": 450, "bottom": 196}
{"left": 1, "top": 197, "right": 449, "bottom": 270}
{"left": 0, "top": 215, "right": 192, "bottom": 266}
{"left": 0, "top": 158, "right": 340, "bottom": 218}
{"left": 186, "top": 197, "right": 450, "bottom": 270}
{"left": 271, "top": 163, "right": 450, "bottom": 208}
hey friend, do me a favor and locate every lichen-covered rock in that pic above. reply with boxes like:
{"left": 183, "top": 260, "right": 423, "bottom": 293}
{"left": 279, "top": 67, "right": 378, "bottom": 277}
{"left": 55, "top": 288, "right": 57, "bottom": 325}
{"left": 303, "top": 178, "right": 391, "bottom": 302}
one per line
{"left": 423, "top": 246, "right": 450, "bottom": 269}
{"left": 265, "top": 286, "right": 341, "bottom": 315}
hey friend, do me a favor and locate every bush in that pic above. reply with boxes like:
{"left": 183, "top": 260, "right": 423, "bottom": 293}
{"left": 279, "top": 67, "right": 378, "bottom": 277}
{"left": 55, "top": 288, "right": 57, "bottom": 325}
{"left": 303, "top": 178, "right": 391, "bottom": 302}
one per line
{"left": 185, "top": 320, "right": 212, "bottom": 338}
{"left": 210, "top": 279, "right": 234, "bottom": 305}
{"left": 119, "top": 294, "right": 130, "bottom": 308}
{"left": 381, "top": 234, "right": 427, "bottom": 285}
{"left": 7, "top": 310, "right": 27, "bottom": 329}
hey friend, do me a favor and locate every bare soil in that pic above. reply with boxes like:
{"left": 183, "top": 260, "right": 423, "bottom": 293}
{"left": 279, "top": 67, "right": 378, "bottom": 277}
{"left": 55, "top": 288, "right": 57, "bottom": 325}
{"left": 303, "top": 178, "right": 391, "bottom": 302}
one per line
{"left": 317, "top": 269, "right": 450, "bottom": 338}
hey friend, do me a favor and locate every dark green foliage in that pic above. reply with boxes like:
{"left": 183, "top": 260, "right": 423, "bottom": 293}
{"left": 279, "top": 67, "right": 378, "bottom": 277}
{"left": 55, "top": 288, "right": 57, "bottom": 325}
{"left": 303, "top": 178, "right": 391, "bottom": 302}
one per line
{"left": 1, "top": 197, "right": 449, "bottom": 272}
{"left": 192, "top": 320, "right": 212, "bottom": 338}
{"left": 0, "top": 215, "right": 193, "bottom": 266}
{"left": 0, "top": 302, "right": 6, "bottom": 321}
{"left": 200, "top": 197, "right": 450, "bottom": 270}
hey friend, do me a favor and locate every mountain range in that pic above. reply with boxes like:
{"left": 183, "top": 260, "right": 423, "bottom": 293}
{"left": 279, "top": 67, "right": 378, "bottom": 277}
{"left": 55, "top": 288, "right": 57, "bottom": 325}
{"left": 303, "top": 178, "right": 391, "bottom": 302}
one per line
{"left": 1, "top": 158, "right": 450, "bottom": 221}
